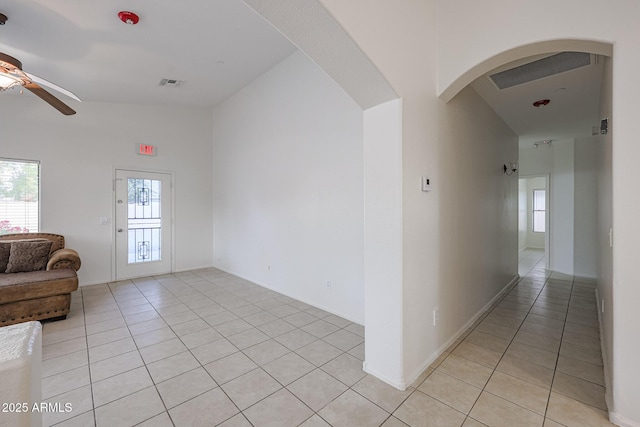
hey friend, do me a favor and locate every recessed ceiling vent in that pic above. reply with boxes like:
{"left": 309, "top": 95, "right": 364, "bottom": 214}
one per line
{"left": 158, "top": 79, "right": 185, "bottom": 87}
{"left": 489, "top": 52, "right": 592, "bottom": 90}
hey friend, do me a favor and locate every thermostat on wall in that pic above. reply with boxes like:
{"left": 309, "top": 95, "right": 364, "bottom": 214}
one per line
{"left": 136, "top": 144, "right": 157, "bottom": 156}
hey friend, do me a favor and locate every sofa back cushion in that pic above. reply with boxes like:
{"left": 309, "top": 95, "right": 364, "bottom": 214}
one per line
{"left": 0, "top": 241, "right": 11, "bottom": 272}
{"left": 0, "top": 233, "right": 65, "bottom": 254}
{"left": 5, "top": 240, "right": 53, "bottom": 273}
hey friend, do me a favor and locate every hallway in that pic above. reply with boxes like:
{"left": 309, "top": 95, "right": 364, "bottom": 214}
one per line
{"left": 413, "top": 254, "right": 613, "bottom": 426}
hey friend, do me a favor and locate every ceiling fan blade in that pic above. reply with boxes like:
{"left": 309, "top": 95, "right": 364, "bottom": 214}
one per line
{"left": 24, "top": 82, "right": 76, "bottom": 115}
{"left": 25, "top": 72, "right": 81, "bottom": 102}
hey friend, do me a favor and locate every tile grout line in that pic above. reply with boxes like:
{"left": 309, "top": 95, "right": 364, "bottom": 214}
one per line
{"left": 542, "top": 274, "right": 575, "bottom": 423}
{"left": 463, "top": 265, "right": 549, "bottom": 421}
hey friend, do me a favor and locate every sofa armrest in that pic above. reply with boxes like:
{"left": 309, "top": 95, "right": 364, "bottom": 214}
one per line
{"left": 47, "top": 248, "right": 81, "bottom": 271}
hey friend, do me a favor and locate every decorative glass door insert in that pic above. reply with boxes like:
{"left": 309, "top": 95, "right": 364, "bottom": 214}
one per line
{"left": 115, "top": 170, "right": 172, "bottom": 279}
{"left": 127, "top": 178, "right": 162, "bottom": 263}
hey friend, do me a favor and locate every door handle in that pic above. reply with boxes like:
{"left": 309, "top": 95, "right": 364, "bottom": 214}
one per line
{"left": 117, "top": 228, "right": 123, "bottom": 232}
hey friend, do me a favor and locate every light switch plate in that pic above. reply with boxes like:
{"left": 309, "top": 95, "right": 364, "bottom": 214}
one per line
{"left": 421, "top": 176, "right": 431, "bottom": 192}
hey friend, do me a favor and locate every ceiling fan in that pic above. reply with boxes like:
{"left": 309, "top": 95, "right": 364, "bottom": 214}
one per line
{"left": 0, "top": 14, "right": 80, "bottom": 115}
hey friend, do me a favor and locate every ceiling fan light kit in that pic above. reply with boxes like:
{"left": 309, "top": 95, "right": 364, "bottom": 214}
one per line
{"left": 0, "top": 52, "right": 27, "bottom": 90}
{"left": 0, "top": 13, "right": 80, "bottom": 115}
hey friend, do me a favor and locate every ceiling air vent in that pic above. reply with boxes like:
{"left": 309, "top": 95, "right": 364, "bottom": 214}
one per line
{"left": 158, "top": 79, "right": 185, "bottom": 87}
{"left": 489, "top": 52, "right": 592, "bottom": 90}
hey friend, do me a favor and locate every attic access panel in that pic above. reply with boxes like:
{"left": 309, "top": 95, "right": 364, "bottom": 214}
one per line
{"left": 489, "top": 52, "right": 592, "bottom": 90}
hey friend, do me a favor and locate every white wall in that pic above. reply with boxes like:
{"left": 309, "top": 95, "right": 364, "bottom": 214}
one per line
{"left": 362, "top": 99, "right": 404, "bottom": 386}
{"left": 596, "top": 56, "right": 614, "bottom": 414}
{"left": 0, "top": 97, "right": 214, "bottom": 285}
{"left": 520, "top": 140, "right": 599, "bottom": 278}
{"left": 574, "top": 137, "right": 598, "bottom": 278}
{"left": 437, "top": 85, "right": 519, "bottom": 352}
{"left": 520, "top": 141, "right": 575, "bottom": 275}
{"left": 437, "top": 4, "right": 639, "bottom": 422}
{"left": 211, "top": 51, "right": 365, "bottom": 323}
{"left": 518, "top": 179, "right": 527, "bottom": 250}
{"left": 308, "top": 0, "right": 518, "bottom": 389}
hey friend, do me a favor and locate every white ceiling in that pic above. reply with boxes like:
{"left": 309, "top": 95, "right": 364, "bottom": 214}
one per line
{"left": 0, "top": 1, "right": 606, "bottom": 141}
{"left": 471, "top": 53, "right": 605, "bottom": 146}
{"left": 0, "top": 0, "right": 297, "bottom": 108}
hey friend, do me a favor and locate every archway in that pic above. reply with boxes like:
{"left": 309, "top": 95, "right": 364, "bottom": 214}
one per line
{"left": 439, "top": 39, "right": 612, "bottom": 102}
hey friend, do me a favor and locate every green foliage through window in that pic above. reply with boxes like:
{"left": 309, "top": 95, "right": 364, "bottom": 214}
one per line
{"left": 0, "top": 159, "right": 39, "bottom": 233}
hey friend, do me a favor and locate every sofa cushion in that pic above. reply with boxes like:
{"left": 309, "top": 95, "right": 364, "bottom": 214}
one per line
{"left": 0, "top": 241, "right": 10, "bottom": 272}
{"left": 5, "top": 240, "right": 53, "bottom": 273}
{"left": 1, "top": 239, "right": 49, "bottom": 272}
{"left": 0, "top": 269, "right": 78, "bottom": 304}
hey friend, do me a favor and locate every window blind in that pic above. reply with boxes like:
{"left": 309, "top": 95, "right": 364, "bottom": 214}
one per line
{"left": 0, "top": 158, "right": 39, "bottom": 234}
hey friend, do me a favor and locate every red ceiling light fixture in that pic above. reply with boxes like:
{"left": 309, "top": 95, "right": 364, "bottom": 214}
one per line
{"left": 533, "top": 99, "right": 551, "bottom": 108}
{"left": 118, "top": 11, "right": 139, "bottom": 25}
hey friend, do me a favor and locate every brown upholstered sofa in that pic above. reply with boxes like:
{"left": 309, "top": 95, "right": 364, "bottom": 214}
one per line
{"left": 0, "top": 233, "right": 81, "bottom": 327}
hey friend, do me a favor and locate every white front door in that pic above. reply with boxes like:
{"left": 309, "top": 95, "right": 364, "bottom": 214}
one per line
{"left": 115, "top": 169, "right": 172, "bottom": 280}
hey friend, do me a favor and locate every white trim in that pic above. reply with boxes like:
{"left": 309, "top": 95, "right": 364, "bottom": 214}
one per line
{"left": 609, "top": 413, "right": 640, "bottom": 427}
{"left": 111, "top": 167, "right": 176, "bottom": 282}
{"left": 363, "top": 362, "right": 406, "bottom": 390}
{"left": 595, "top": 288, "right": 615, "bottom": 423}
{"left": 402, "top": 274, "right": 520, "bottom": 388}
{"left": 212, "top": 265, "right": 364, "bottom": 326}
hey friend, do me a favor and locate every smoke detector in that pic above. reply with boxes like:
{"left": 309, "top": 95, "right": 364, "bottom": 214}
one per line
{"left": 118, "top": 11, "right": 139, "bottom": 25}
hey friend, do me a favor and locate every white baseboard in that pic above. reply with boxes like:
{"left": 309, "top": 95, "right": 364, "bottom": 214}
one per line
{"left": 362, "top": 362, "right": 407, "bottom": 391}
{"left": 211, "top": 265, "right": 364, "bottom": 325}
{"left": 78, "top": 264, "right": 216, "bottom": 287}
{"left": 609, "top": 412, "right": 640, "bottom": 427}
{"left": 594, "top": 289, "right": 640, "bottom": 427}
{"left": 402, "top": 274, "right": 520, "bottom": 388}
{"left": 595, "top": 288, "right": 614, "bottom": 418}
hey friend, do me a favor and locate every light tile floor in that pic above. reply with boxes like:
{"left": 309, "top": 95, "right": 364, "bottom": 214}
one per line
{"left": 39, "top": 261, "right": 615, "bottom": 426}
{"left": 518, "top": 247, "right": 545, "bottom": 277}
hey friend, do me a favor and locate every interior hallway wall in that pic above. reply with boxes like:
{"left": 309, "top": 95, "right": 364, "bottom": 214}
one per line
{"left": 0, "top": 97, "right": 214, "bottom": 285}
{"left": 574, "top": 137, "right": 598, "bottom": 278}
{"left": 596, "top": 55, "right": 614, "bottom": 411}
{"left": 437, "top": 85, "right": 519, "bottom": 351}
{"left": 211, "top": 51, "right": 365, "bottom": 323}
{"left": 518, "top": 179, "right": 527, "bottom": 251}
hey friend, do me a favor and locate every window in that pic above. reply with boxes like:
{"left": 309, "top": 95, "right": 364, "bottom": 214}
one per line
{"left": 0, "top": 159, "right": 39, "bottom": 234}
{"left": 532, "top": 189, "right": 545, "bottom": 233}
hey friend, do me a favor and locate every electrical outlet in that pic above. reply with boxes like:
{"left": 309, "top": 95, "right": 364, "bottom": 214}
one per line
{"left": 433, "top": 306, "right": 439, "bottom": 326}
{"left": 267, "top": 265, "right": 271, "bottom": 271}
{"left": 326, "top": 280, "right": 332, "bottom": 289}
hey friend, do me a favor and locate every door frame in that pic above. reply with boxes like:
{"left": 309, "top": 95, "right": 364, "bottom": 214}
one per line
{"left": 111, "top": 166, "right": 176, "bottom": 281}
{"left": 519, "top": 173, "right": 551, "bottom": 269}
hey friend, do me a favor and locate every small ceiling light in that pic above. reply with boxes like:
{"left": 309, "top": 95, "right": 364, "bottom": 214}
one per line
{"left": 533, "top": 99, "right": 551, "bottom": 108}
{"left": 0, "top": 13, "right": 7, "bottom": 25}
{"left": 533, "top": 140, "right": 553, "bottom": 148}
{"left": 118, "top": 11, "right": 139, "bottom": 25}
